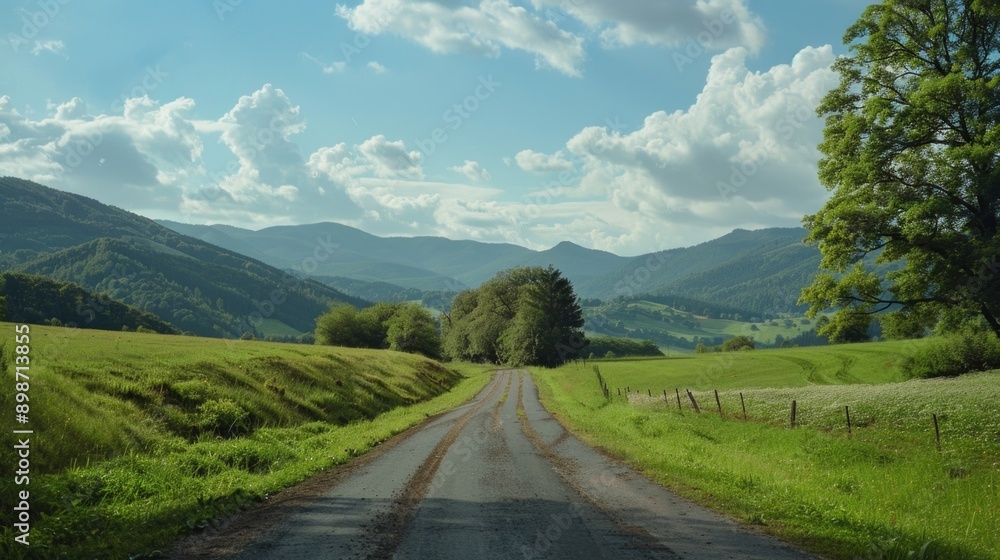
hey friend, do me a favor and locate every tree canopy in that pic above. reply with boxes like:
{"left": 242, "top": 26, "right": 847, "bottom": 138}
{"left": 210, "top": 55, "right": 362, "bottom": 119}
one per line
{"left": 801, "top": 0, "right": 1000, "bottom": 340}
{"left": 443, "top": 266, "right": 586, "bottom": 367}
{"left": 315, "top": 302, "right": 442, "bottom": 359}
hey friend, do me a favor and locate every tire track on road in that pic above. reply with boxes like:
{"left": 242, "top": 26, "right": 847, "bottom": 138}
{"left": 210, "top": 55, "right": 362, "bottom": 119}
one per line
{"left": 360, "top": 369, "right": 511, "bottom": 558}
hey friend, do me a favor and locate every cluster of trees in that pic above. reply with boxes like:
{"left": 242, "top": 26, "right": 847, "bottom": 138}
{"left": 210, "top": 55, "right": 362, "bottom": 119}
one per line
{"left": 585, "top": 336, "right": 663, "bottom": 358}
{"left": 315, "top": 302, "right": 441, "bottom": 359}
{"left": 0, "top": 272, "right": 179, "bottom": 334}
{"left": 696, "top": 335, "right": 757, "bottom": 353}
{"left": 443, "top": 266, "right": 586, "bottom": 367}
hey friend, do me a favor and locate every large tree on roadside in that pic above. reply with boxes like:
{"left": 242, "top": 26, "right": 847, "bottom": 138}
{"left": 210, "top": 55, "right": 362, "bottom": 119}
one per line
{"left": 444, "top": 266, "right": 586, "bottom": 366}
{"left": 801, "top": 0, "right": 1000, "bottom": 340}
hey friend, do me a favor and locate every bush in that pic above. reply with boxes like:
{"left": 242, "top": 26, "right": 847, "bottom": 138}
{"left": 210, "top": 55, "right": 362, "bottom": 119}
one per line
{"left": 901, "top": 331, "right": 1000, "bottom": 379}
{"left": 722, "top": 335, "right": 755, "bottom": 352}
{"left": 197, "top": 399, "right": 250, "bottom": 437}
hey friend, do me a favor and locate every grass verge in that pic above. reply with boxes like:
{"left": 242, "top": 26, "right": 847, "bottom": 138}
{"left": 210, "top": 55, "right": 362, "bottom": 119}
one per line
{"left": 533, "top": 351, "right": 1000, "bottom": 559}
{"left": 0, "top": 323, "right": 494, "bottom": 559}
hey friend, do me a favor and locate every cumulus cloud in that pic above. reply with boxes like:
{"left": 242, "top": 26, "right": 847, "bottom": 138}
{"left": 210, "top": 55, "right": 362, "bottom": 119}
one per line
{"left": 0, "top": 44, "right": 837, "bottom": 255}
{"left": 533, "top": 0, "right": 766, "bottom": 52}
{"left": 514, "top": 149, "right": 573, "bottom": 173}
{"left": 0, "top": 93, "right": 203, "bottom": 208}
{"left": 562, "top": 45, "right": 838, "bottom": 240}
{"left": 367, "top": 61, "right": 387, "bottom": 74}
{"left": 337, "top": 0, "right": 586, "bottom": 76}
{"left": 450, "top": 160, "right": 490, "bottom": 181}
{"left": 336, "top": 0, "right": 764, "bottom": 77}
{"left": 358, "top": 134, "right": 424, "bottom": 180}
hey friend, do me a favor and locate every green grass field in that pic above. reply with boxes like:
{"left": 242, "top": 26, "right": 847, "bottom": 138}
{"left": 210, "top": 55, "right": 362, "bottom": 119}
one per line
{"left": 0, "top": 323, "right": 493, "bottom": 558}
{"left": 588, "top": 339, "right": 932, "bottom": 391}
{"left": 536, "top": 342, "right": 1000, "bottom": 560}
{"left": 585, "top": 299, "right": 812, "bottom": 349}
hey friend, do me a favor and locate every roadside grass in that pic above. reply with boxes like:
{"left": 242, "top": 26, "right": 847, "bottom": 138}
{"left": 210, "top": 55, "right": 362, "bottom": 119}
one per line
{"left": 587, "top": 339, "right": 930, "bottom": 392}
{"left": 0, "top": 323, "right": 494, "bottom": 559}
{"left": 534, "top": 345, "right": 1000, "bottom": 560}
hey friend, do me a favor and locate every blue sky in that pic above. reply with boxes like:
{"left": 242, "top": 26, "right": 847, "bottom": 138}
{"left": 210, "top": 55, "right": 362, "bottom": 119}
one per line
{"left": 1, "top": 0, "right": 872, "bottom": 255}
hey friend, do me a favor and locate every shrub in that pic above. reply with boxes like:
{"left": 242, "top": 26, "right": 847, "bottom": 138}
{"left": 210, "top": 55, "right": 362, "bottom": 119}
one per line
{"left": 901, "top": 330, "right": 1000, "bottom": 379}
{"left": 197, "top": 399, "right": 250, "bottom": 437}
{"left": 722, "top": 335, "right": 755, "bottom": 352}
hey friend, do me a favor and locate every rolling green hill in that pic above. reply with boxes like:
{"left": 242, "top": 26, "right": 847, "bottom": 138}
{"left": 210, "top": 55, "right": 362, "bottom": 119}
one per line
{"left": 160, "top": 220, "right": 823, "bottom": 316}
{"left": 0, "top": 272, "right": 179, "bottom": 334}
{"left": 585, "top": 297, "right": 815, "bottom": 352}
{"left": 578, "top": 228, "right": 821, "bottom": 314}
{"left": 0, "top": 323, "right": 492, "bottom": 558}
{"left": 0, "top": 177, "right": 367, "bottom": 337}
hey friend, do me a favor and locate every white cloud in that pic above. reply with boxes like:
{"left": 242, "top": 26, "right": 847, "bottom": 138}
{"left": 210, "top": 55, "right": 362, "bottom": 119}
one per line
{"left": 533, "top": 0, "right": 766, "bottom": 52}
{"left": 358, "top": 134, "right": 424, "bottom": 180}
{"left": 31, "top": 40, "right": 66, "bottom": 57}
{"left": 367, "top": 61, "right": 387, "bottom": 74}
{"left": 303, "top": 53, "right": 347, "bottom": 74}
{"left": 337, "top": 0, "right": 586, "bottom": 77}
{"left": 514, "top": 149, "right": 573, "bottom": 173}
{"left": 561, "top": 46, "right": 838, "bottom": 242}
{"left": 450, "top": 159, "right": 490, "bottom": 181}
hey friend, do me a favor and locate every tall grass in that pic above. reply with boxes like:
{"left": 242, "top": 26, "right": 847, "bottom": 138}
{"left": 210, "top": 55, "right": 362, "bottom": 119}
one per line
{"left": 535, "top": 349, "right": 1000, "bottom": 559}
{"left": 0, "top": 323, "right": 494, "bottom": 558}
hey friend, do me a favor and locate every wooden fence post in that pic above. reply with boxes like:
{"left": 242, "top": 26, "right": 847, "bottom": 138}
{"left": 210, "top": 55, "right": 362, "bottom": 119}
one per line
{"left": 845, "top": 405, "right": 852, "bottom": 435}
{"left": 739, "top": 392, "right": 747, "bottom": 421}
{"left": 933, "top": 413, "right": 941, "bottom": 451}
{"left": 675, "top": 389, "right": 682, "bottom": 412}
{"left": 687, "top": 390, "right": 701, "bottom": 413}
{"left": 714, "top": 390, "right": 723, "bottom": 416}
{"left": 790, "top": 400, "right": 797, "bottom": 428}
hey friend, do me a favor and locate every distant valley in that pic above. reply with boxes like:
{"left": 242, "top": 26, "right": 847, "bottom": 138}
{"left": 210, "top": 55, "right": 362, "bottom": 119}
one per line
{"left": 1, "top": 177, "right": 824, "bottom": 345}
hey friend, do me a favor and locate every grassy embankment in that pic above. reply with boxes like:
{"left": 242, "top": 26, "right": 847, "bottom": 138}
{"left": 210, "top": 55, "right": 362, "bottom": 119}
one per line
{"left": 533, "top": 340, "right": 1000, "bottom": 559}
{"left": 0, "top": 323, "right": 493, "bottom": 559}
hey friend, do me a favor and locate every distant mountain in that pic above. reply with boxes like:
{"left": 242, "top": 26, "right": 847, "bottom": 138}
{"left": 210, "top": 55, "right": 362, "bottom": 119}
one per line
{"left": 158, "top": 221, "right": 633, "bottom": 294}
{"left": 578, "top": 228, "right": 821, "bottom": 314}
{"left": 1, "top": 272, "right": 179, "bottom": 334}
{"left": 0, "top": 177, "right": 367, "bottom": 337}
{"left": 158, "top": 220, "right": 822, "bottom": 316}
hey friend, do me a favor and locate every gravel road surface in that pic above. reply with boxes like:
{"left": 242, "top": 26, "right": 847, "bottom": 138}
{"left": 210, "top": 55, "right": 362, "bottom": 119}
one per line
{"left": 170, "top": 370, "right": 816, "bottom": 559}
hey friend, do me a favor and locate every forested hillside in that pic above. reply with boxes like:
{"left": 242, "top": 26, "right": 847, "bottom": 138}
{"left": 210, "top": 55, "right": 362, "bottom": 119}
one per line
{"left": 0, "top": 177, "right": 366, "bottom": 337}
{"left": 578, "top": 228, "right": 821, "bottom": 314}
{"left": 0, "top": 272, "right": 179, "bottom": 334}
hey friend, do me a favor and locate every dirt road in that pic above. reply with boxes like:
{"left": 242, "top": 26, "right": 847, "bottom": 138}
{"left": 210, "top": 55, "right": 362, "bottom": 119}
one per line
{"left": 172, "top": 370, "right": 816, "bottom": 559}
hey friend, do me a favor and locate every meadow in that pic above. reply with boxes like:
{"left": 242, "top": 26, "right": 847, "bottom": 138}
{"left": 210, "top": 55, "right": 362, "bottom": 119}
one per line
{"left": 0, "top": 323, "right": 493, "bottom": 558}
{"left": 535, "top": 342, "right": 1000, "bottom": 560}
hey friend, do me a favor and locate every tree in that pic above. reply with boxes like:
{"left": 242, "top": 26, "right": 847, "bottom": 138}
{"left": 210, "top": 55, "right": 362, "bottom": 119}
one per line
{"left": 386, "top": 303, "right": 441, "bottom": 359}
{"left": 443, "top": 266, "right": 586, "bottom": 367}
{"left": 801, "top": 0, "right": 1000, "bottom": 340}
{"left": 722, "top": 335, "right": 755, "bottom": 352}
{"left": 315, "top": 304, "right": 364, "bottom": 347}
